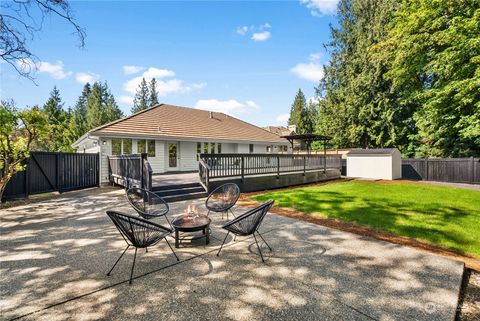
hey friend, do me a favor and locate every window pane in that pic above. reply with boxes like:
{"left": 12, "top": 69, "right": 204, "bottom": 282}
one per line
{"left": 137, "top": 140, "right": 146, "bottom": 154}
{"left": 249, "top": 144, "right": 254, "bottom": 153}
{"left": 210, "top": 142, "right": 215, "bottom": 153}
{"left": 112, "top": 139, "right": 122, "bottom": 155}
{"left": 197, "top": 142, "right": 201, "bottom": 161}
{"left": 204, "top": 142, "right": 209, "bottom": 154}
{"left": 123, "top": 139, "right": 132, "bottom": 154}
{"left": 217, "top": 143, "right": 222, "bottom": 154}
{"left": 148, "top": 140, "right": 155, "bottom": 157}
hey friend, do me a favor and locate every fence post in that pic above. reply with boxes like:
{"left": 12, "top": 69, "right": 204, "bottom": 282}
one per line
{"left": 25, "top": 157, "right": 30, "bottom": 198}
{"left": 303, "top": 155, "right": 306, "bottom": 176}
{"left": 425, "top": 158, "right": 429, "bottom": 181}
{"left": 470, "top": 157, "right": 475, "bottom": 184}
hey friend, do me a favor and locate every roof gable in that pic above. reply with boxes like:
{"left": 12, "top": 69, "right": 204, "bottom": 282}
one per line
{"left": 91, "top": 104, "right": 287, "bottom": 144}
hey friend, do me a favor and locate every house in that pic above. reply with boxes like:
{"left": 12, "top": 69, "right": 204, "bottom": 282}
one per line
{"left": 262, "top": 125, "right": 296, "bottom": 137}
{"left": 72, "top": 104, "right": 290, "bottom": 183}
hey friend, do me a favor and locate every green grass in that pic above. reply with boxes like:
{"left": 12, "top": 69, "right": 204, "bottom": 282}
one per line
{"left": 252, "top": 181, "right": 480, "bottom": 257}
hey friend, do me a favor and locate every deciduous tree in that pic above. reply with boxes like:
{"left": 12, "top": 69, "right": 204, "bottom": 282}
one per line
{"left": 0, "top": 101, "right": 49, "bottom": 202}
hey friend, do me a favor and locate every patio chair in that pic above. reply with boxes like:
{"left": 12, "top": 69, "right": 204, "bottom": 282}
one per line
{"left": 126, "top": 187, "right": 171, "bottom": 228}
{"left": 216, "top": 200, "right": 274, "bottom": 262}
{"left": 106, "top": 210, "right": 179, "bottom": 284}
{"left": 205, "top": 183, "right": 240, "bottom": 219}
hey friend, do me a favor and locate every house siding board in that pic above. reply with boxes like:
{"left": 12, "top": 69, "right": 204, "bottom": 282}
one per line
{"left": 100, "top": 139, "right": 112, "bottom": 183}
{"left": 179, "top": 141, "right": 197, "bottom": 171}
{"left": 148, "top": 140, "right": 165, "bottom": 173}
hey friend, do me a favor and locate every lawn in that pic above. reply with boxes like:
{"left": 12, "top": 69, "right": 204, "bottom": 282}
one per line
{"left": 252, "top": 181, "right": 480, "bottom": 257}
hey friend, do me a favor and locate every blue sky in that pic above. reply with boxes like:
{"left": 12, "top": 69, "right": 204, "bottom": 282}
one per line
{"left": 1, "top": 0, "right": 339, "bottom": 127}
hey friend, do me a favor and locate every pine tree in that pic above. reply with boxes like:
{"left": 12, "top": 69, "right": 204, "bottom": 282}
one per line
{"left": 132, "top": 78, "right": 149, "bottom": 113}
{"left": 43, "top": 86, "right": 69, "bottom": 151}
{"left": 288, "top": 89, "right": 307, "bottom": 134}
{"left": 43, "top": 86, "right": 64, "bottom": 123}
{"left": 148, "top": 78, "right": 159, "bottom": 107}
{"left": 69, "top": 82, "right": 90, "bottom": 141}
{"left": 86, "top": 82, "right": 104, "bottom": 129}
{"left": 318, "top": 0, "right": 405, "bottom": 150}
{"left": 86, "top": 81, "right": 124, "bottom": 130}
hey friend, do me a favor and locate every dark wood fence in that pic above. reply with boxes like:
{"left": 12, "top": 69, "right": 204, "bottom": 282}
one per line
{"left": 199, "top": 153, "right": 342, "bottom": 190}
{"left": 3, "top": 152, "right": 99, "bottom": 200}
{"left": 108, "top": 153, "right": 152, "bottom": 190}
{"left": 402, "top": 157, "right": 479, "bottom": 184}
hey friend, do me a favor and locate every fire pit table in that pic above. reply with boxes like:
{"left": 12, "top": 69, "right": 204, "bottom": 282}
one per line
{"left": 171, "top": 213, "right": 211, "bottom": 248}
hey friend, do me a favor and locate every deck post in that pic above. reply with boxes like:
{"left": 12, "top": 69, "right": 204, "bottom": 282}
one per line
{"left": 241, "top": 156, "right": 245, "bottom": 182}
{"left": 277, "top": 155, "right": 280, "bottom": 179}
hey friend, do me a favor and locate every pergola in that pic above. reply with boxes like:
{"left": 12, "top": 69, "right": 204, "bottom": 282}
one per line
{"left": 280, "top": 133, "right": 332, "bottom": 155}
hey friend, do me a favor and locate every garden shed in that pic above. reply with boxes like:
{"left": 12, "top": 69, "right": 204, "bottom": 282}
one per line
{"left": 347, "top": 148, "right": 401, "bottom": 180}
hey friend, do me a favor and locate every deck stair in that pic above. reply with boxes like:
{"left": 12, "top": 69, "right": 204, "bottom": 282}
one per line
{"left": 152, "top": 182, "right": 207, "bottom": 202}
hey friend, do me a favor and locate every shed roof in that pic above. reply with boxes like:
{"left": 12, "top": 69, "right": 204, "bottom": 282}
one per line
{"left": 75, "top": 104, "right": 288, "bottom": 145}
{"left": 347, "top": 148, "right": 398, "bottom": 156}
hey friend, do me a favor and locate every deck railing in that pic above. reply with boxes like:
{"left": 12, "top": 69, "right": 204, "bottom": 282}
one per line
{"left": 108, "top": 153, "right": 152, "bottom": 190}
{"left": 198, "top": 153, "right": 342, "bottom": 189}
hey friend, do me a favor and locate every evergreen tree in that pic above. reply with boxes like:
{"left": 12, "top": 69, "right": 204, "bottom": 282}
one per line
{"left": 132, "top": 78, "right": 149, "bottom": 113}
{"left": 288, "top": 89, "right": 307, "bottom": 134}
{"left": 86, "top": 82, "right": 104, "bottom": 129}
{"left": 42, "top": 86, "right": 71, "bottom": 151}
{"left": 148, "top": 78, "right": 159, "bottom": 107}
{"left": 318, "top": 0, "right": 404, "bottom": 150}
{"left": 86, "top": 81, "right": 123, "bottom": 130}
{"left": 69, "top": 82, "right": 91, "bottom": 141}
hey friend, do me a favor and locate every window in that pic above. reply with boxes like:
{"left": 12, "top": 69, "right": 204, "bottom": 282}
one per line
{"left": 217, "top": 143, "right": 222, "bottom": 154}
{"left": 148, "top": 140, "right": 155, "bottom": 157}
{"left": 249, "top": 144, "right": 254, "bottom": 153}
{"left": 197, "top": 142, "right": 201, "bottom": 161}
{"left": 210, "top": 142, "right": 215, "bottom": 153}
{"left": 112, "top": 139, "right": 122, "bottom": 155}
{"left": 204, "top": 142, "right": 209, "bottom": 154}
{"left": 123, "top": 138, "right": 132, "bottom": 154}
{"left": 137, "top": 140, "right": 146, "bottom": 154}
{"left": 266, "top": 146, "right": 272, "bottom": 153}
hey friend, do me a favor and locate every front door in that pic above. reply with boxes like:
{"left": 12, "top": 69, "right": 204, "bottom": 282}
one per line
{"left": 168, "top": 143, "right": 178, "bottom": 170}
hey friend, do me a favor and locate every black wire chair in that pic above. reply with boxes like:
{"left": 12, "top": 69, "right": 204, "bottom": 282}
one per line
{"left": 205, "top": 183, "right": 241, "bottom": 219}
{"left": 106, "top": 210, "right": 179, "bottom": 284}
{"left": 126, "top": 187, "right": 171, "bottom": 228}
{"left": 216, "top": 200, "right": 274, "bottom": 262}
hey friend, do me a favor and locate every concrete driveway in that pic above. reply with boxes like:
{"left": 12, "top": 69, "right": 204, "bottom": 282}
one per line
{"left": 0, "top": 188, "right": 464, "bottom": 321}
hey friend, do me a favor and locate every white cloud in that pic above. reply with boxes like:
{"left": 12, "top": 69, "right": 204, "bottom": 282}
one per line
{"left": 123, "top": 67, "right": 204, "bottom": 97}
{"left": 236, "top": 26, "right": 249, "bottom": 35}
{"left": 119, "top": 95, "right": 134, "bottom": 105}
{"left": 300, "top": 0, "right": 339, "bottom": 16}
{"left": 251, "top": 31, "right": 271, "bottom": 42}
{"left": 291, "top": 53, "right": 325, "bottom": 82}
{"left": 291, "top": 62, "right": 324, "bottom": 82}
{"left": 236, "top": 23, "right": 272, "bottom": 42}
{"left": 276, "top": 113, "right": 290, "bottom": 125}
{"left": 142, "top": 67, "right": 175, "bottom": 79}
{"left": 307, "top": 96, "right": 319, "bottom": 105}
{"left": 75, "top": 72, "right": 100, "bottom": 84}
{"left": 123, "top": 68, "right": 175, "bottom": 94}
{"left": 194, "top": 99, "right": 260, "bottom": 115}
{"left": 123, "top": 65, "right": 145, "bottom": 75}
{"left": 36, "top": 61, "right": 72, "bottom": 79}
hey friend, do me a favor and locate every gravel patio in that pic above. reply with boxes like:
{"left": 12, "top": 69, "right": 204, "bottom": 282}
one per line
{"left": 0, "top": 187, "right": 464, "bottom": 321}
